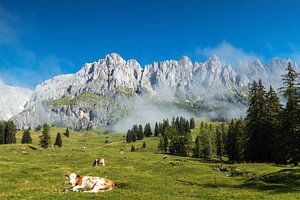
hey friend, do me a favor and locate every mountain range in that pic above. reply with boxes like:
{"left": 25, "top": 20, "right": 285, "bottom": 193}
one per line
{"left": 0, "top": 53, "right": 294, "bottom": 130}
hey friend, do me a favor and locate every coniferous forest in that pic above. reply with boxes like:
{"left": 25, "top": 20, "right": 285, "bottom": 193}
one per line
{"left": 127, "top": 62, "right": 300, "bottom": 165}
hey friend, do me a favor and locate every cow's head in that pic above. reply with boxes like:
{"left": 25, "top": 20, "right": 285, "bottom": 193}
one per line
{"left": 64, "top": 173, "right": 77, "bottom": 186}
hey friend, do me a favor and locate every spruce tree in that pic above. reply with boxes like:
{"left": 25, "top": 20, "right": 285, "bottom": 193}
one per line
{"left": 5, "top": 121, "right": 16, "bottom": 144}
{"left": 185, "top": 120, "right": 191, "bottom": 133}
{"left": 144, "top": 123, "right": 152, "bottom": 137}
{"left": 35, "top": 124, "right": 42, "bottom": 131}
{"left": 130, "top": 145, "right": 136, "bottom": 152}
{"left": 163, "top": 119, "right": 170, "bottom": 132}
{"left": 281, "top": 62, "right": 299, "bottom": 165}
{"left": 0, "top": 121, "right": 5, "bottom": 144}
{"left": 190, "top": 118, "right": 195, "bottom": 129}
{"left": 154, "top": 122, "right": 159, "bottom": 137}
{"left": 200, "top": 121, "right": 204, "bottom": 129}
{"left": 137, "top": 124, "right": 144, "bottom": 140}
{"left": 54, "top": 132, "right": 62, "bottom": 147}
{"left": 64, "top": 128, "right": 70, "bottom": 137}
{"left": 142, "top": 141, "right": 146, "bottom": 149}
{"left": 39, "top": 123, "right": 51, "bottom": 148}
{"left": 265, "top": 86, "right": 283, "bottom": 163}
{"left": 132, "top": 124, "right": 138, "bottom": 137}
{"left": 158, "top": 135, "right": 164, "bottom": 153}
{"left": 199, "top": 129, "right": 213, "bottom": 159}
{"left": 21, "top": 129, "right": 32, "bottom": 144}
{"left": 244, "top": 80, "right": 268, "bottom": 162}
{"left": 227, "top": 119, "right": 244, "bottom": 161}
{"left": 126, "top": 129, "right": 132, "bottom": 143}
{"left": 216, "top": 126, "right": 224, "bottom": 160}
{"left": 204, "top": 123, "right": 208, "bottom": 129}
{"left": 193, "top": 135, "right": 201, "bottom": 158}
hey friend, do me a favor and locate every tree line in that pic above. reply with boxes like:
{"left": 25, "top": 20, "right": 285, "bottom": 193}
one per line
{"left": 0, "top": 121, "right": 17, "bottom": 144}
{"left": 126, "top": 117, "right": 195, "bottom": 144}
{"left": 0, "top": 121, "right": 70, "bottom": 148}
{"left": 225, "top": 62, "right": 300, "bottom": 165}
{"left": 126, "top": 117, "right": 196, "bottom": 157}
{"left": 150, "top": 62, "right": 299, "bottom": 165}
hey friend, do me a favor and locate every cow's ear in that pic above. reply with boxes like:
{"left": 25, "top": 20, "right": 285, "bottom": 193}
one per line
{"left": 64, "top": 174, "right": 69, "bottom": 179}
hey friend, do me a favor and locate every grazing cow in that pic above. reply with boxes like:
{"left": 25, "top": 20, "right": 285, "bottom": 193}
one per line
{"left": 64, "top": 173, "right": 115, "bottom": 193}
{"left": 93, "top": 158, "right": 105, "bottom": 167}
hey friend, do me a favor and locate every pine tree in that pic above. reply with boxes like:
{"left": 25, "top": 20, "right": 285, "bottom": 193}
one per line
{"left": 137, "top": 124, "right": 144, "bottom": 140}
{"left": 5, "top": 121, "right": 16, "bottom": 144}
{"left": 21, "top": 129, "right": 32, "bottom": 144}
{"left": 169, "top": 122, "right": 192, "bottom": 157}
{"left": 185, "top": 120, "right": 191, "bottom": 133}
{"left": 265, "top": 86, "right": 283, "bottom": 163}
{"left": 220, "top": 123, "right": 228, "bottom": 155}
{"left": 205, "top": 123, "right": 208, "bottom": 129}
{"left": 142, "top": 141, "right": 146, "bottom": 149}
{"left": 193, "top": 135, "right": 201, "bottom": 158}
{"left": 227, "top": 119, "right": 244, "bottom": 161}
{"left": 158, "top": 135, "right": 165, "bottom": 153}
{"left": 163, "top": 119, "right": 170, "bottom": 132}
{"left": 199, "top": 129, "right": 213, "bottom": 159}
{"left": 281, "top": 62, "right": 299, "bottom": 165}
{"left": 64, "top": 128, "right": 70, "bottom": 137}
{"left": 130, "top": 145, "right": 136, "bottom": 152}
{"left": 144, "top": 123, "right": 152, "bottom": 137}
{"left": 126, "top": 129, "right": 132, "bottom": 143}
{"left": 154, "top": 122, "right": 159, "bottom": 137}
{"left": 0, "top": 121, "right": 5, "bottom": 144}
{"left": 244, "top": 80, "right": 268, "bottom": 162}
{"left": 54, "top": 132, "right": 62, "bottom": 147}
{"left": 39, "top": 123, "right": 51, "bottom": 148}
{"left": 216, "top": 126, "right": 224, "bottom": 160}
{"left": 35, "top": 124, "right": 42, "bottom": 131}
{"left": 190, "top": 118, "right": 195, "bottom": 129}
{"left": 200, "top": 121, "right": 204, "bottom": 129}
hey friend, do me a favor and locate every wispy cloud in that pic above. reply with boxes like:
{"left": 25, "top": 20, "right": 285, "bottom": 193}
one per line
{"left": 195, "top": 41, "right": 263, "bottom": 66}
{"left": 0, "top": 5, "right": 19, "bottom": 46}
{"left": 0, "top": 5, "right": 74, "bottom": 89}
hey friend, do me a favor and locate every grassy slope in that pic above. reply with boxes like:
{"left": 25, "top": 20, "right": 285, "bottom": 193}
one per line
{"left": 0, "top": 124, "right": 299, "bottom": 200}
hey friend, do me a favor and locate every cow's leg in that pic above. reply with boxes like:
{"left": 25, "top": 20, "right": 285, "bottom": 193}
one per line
{"left": 71, "top": 185, "right": 84, "bottom": 192}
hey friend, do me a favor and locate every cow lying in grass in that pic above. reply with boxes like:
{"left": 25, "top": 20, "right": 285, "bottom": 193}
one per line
{"left": 64, "top": 173, "right": 115, "bottom": 193}
{"left": 93, "top": 158, "right": 105, "bottom": 167}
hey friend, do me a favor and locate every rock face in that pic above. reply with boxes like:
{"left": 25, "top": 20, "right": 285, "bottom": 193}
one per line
{"left": 0, "top": 80, "right": 32, "bottom": 120}
{"left": 11, "top": 53, "right": 295, "bottom": 129}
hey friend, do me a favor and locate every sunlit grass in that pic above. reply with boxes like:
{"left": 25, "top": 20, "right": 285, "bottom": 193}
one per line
{"left": 0, "top": 126, "right": 299, "bottom": 199}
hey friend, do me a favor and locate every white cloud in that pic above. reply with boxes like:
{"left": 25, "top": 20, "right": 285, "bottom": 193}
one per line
{"left": 195, "top": 41, "right": 263, "bottom": 66}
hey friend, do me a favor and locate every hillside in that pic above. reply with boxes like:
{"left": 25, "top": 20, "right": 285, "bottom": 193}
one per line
{"left": 0, "top": 123, "right": 299, "bottom": 199}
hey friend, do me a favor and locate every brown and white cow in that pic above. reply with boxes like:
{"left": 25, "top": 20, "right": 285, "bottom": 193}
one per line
{"left": 64, "top": 173, "right": 115, "bottom": 193}
{"left": 93, "top": 158, "right": 105, "bottom": 167}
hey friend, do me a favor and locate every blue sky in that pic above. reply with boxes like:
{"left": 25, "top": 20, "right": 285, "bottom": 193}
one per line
{"left": 0, "top": 0, "right": 300, "bottom": 88}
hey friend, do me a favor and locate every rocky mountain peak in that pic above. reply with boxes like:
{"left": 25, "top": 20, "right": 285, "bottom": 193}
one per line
{"left": 7, "top": 53, "right": 296, "bottom": 129}
{"left": 179, "top": 56, "right": 192, "bottom": 66}
{"left": 0, "top": 81, "right": 32, "bottom": 120}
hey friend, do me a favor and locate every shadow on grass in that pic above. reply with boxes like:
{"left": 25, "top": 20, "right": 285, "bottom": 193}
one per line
{"left": 243, "top": 169, "right": 300, "bottom": 193}
{"left": 177, "top": 169, "right": 300, "bottom": 194}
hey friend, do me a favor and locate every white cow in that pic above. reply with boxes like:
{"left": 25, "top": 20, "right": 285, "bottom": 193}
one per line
{"left": 93, "top": 158, "right": 105, "bottom": 167}
{"left": 64, "top": 173, "right": 115, "bottom": 193}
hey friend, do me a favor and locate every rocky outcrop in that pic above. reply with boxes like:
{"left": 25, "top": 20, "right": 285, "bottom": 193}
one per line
{"left": 10, "top": 53, "right": 296, "bottom": 129}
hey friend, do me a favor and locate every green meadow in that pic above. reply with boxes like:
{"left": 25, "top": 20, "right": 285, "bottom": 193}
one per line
{"left": 0, "top": 123, "right": 299, "bottom": 200}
